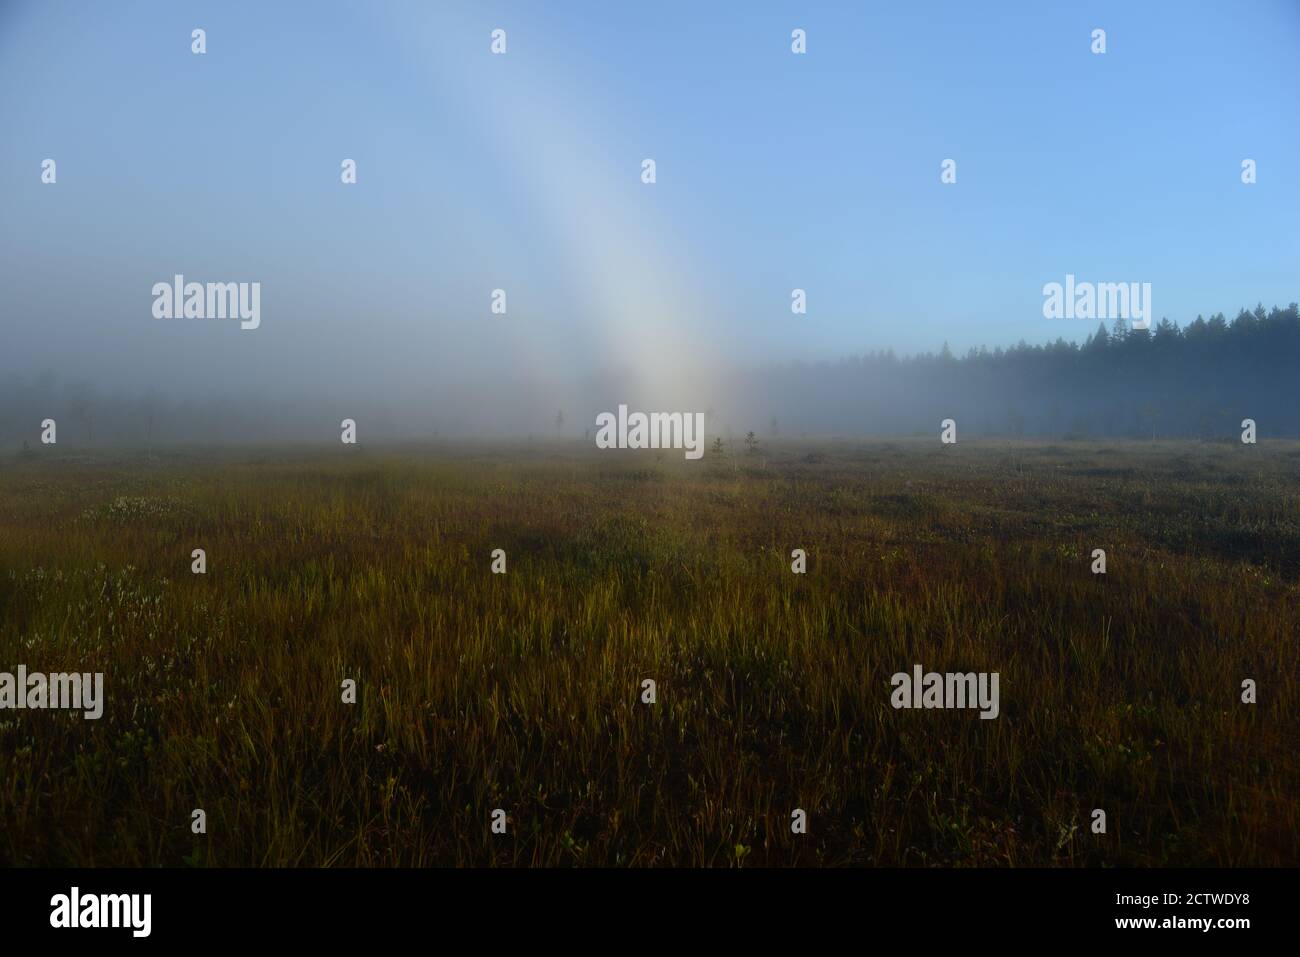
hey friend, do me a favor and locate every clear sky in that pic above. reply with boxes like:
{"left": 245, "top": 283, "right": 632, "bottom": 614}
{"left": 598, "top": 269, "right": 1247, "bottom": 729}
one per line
{"left": 1, "top": 0, "right": 1297, "bottom": 401}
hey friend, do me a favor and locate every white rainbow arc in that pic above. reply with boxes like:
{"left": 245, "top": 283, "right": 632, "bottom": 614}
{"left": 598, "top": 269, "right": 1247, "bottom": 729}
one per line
{"left": 394, "top": 8, "right": 721, "bottom": 417}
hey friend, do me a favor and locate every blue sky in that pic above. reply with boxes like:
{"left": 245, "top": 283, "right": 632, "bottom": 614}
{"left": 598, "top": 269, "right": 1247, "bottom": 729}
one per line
{"left": 1, "top": 0, "right": 1296, "bottom": 398}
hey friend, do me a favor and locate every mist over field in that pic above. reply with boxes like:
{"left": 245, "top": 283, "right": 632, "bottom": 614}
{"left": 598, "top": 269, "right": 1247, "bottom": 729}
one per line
{"left": 3, "top": 301, "right": 1298, "bottom": 445}
{"left": 3, "top": 2, "right": 1298, "bottom": 451}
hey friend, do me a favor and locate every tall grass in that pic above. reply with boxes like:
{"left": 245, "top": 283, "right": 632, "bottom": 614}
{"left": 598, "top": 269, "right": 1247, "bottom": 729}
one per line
{"left": 0, "top": 439, "right": 1295, "bottom": 865}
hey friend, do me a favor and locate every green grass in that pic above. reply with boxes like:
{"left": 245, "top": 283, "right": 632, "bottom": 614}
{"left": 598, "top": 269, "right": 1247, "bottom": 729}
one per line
{"left": 0, "top": 439, "right": 1296, "bottom": 866}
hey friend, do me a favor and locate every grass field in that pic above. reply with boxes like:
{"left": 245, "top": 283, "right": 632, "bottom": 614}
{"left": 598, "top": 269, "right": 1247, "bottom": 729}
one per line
{"left": 0, "top": 439, "right": 1296, "bottom": 866}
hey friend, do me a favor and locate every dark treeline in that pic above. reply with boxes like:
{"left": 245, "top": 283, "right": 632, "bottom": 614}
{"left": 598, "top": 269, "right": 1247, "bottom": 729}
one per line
{"left": 735, "top": 303, "right": 1300, "bottom": 440}
{"left": 2, "top": 303, "right": 1298, "bottom": 446}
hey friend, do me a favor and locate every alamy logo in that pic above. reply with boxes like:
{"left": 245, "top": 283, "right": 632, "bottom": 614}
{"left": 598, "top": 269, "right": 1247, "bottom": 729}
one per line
{"left": 50, "top": 887, "right": 151, "bottom": 937}
{"left": 0, "top": 667, "right": 104, "bottom": 719}
{"left": 595, "top": 404, "right": 706, "bottom": 460}
{"left": 1042, "top": 274, "right": 1151, "bottom": 330}
{"left": 890, "top": 664, "right": 1000, "bottom": 719}
{"left": 152, "top": 274, "right": 261, "bottom": 330}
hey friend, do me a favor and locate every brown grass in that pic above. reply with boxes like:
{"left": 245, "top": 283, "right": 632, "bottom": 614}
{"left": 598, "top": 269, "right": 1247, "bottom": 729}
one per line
{"left": 0, "top": 438, "right": 1296, "bottom": 866}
